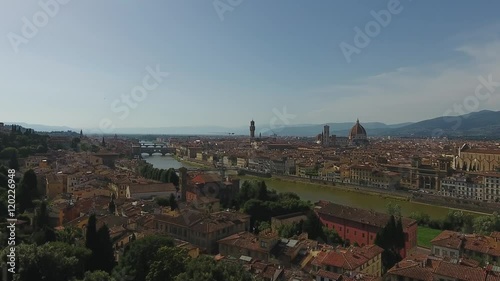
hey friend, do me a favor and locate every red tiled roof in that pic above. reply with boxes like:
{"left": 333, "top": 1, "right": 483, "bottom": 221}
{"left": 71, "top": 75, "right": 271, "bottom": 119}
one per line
{"left": 315, "top": 201, "right": 416, "bottom": 229}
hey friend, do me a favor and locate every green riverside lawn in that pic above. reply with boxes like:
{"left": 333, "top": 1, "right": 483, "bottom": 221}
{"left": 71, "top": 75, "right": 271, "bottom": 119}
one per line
{"left": 417, "top": 226, "right": 442, "bottom": 248}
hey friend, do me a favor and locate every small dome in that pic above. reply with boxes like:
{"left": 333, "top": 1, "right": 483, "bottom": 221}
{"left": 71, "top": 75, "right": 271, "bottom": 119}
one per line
{"left": 349, "top": 119, "right": 367, "bottom": 139}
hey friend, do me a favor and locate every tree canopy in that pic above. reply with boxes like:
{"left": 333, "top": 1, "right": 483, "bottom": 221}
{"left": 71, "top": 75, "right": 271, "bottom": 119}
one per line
{"left": 174, "top": 256, "right": 255, "bottom": 281}
{"left": 114, "top": 235, "right": 174, "bottom": 281}
{"left": 6, "top": 242, "right": 91, "bottom": 281}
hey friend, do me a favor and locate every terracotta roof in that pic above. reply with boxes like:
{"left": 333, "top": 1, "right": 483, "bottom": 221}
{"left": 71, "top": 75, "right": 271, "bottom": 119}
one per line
{"left": 430, "top": 230, "right": 464, "bottom": 250}
{"left": 129, "top": 183, "right": 176, "bottom": 195}
{"left": 315, "top": 269, "right": 342, "bottom": 280}
{"left": 192, "top": 174, "right": 222, "bottom": 184}
{"left": 315, "top": 201, "right": 416, "bottom": 229}
{"left": 350, "top": 119, "right": 367, "bottom": 138}
{"left": 388, "top": 255, "right": 500, "bottom": 281}
{"left": 217, "top": 231, "right": 270, "bottom": 254}
{"left": 312, "top": 245, "right": 383, "bottom": 271}
{"left": 431, "top": 230, "right": 500, "bottom": 257}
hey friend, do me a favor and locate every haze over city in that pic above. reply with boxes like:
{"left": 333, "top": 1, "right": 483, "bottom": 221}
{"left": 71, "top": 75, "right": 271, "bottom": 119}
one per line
{"left": 2, "top": 1, "right": 500, "bottom": 132}
{"left": 3, "top": 1, "right": 500, "bottom": 281}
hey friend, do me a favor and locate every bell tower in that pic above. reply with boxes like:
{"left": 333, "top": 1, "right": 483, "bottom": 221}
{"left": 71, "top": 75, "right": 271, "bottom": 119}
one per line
{"left": 250, "top": 120, "right": 255, "bottom": 138}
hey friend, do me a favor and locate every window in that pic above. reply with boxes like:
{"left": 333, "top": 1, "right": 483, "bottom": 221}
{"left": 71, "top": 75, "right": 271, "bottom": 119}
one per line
{"left": 362, "top": 233, "right": 365, "bottom": 238}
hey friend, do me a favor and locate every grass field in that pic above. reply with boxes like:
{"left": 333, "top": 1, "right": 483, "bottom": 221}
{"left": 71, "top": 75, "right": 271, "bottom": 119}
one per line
{"left": 417, "top": 226, "right": 442, "bottom": 248}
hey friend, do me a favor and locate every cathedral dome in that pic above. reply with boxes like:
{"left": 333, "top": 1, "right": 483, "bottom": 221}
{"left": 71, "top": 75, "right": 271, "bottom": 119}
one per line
{"left": 349, "top": 119, "right": 367, "bottom": 140}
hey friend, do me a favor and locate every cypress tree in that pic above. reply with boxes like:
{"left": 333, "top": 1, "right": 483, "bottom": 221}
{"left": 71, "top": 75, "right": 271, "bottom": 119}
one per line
{"left": 85, "top": 214, "right": 98, "bottom": 269}
{"left": 95, "top": 225, "right": 116, "bottom": 273}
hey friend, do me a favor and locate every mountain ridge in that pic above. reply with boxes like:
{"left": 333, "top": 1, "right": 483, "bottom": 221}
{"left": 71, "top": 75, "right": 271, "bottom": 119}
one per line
{"left": 4, "top": 110, "right": 500, "bottom": 137}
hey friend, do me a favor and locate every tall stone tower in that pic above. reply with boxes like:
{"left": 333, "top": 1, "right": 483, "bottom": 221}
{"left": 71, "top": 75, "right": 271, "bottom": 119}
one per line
{"left": 179, "top": 167, "right": 188, "bottom": 202}
{"left": 323, "top": 125, "right": 330, "bottom": 147}
{"left": 250, "top": 120, "right": 255, "bottom": 138}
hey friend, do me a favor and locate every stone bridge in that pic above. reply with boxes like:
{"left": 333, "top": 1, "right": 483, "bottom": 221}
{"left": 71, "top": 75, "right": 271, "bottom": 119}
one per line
{"left": 132, "top": 143, "right": 176, "bottom": 156}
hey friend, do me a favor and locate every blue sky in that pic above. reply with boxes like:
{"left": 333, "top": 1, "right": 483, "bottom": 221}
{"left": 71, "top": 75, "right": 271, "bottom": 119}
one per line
{"left": 1, "top": 0, "right": 500, "bottom": 132}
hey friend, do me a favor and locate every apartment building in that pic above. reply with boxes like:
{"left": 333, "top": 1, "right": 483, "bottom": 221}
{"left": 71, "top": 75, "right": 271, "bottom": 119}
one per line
{"left": 350, "top": 165, "right": 401, "bottom": 189}
{"left": 483, "top": 173, "right": 500, "bottom": 202}
{"left": 310, "top": 244, "right": 384, "bottom": 278}
{"left": 430, "top": 230, "right": 500, "bottom": 265}
{"left": 440, "top": 176, "right": 484, "bottom": 201}
{"left": 387, "top": 255, "right": 500, "bottom": 281}
{"left": 153, "top": 209, "right": 250, "bottom": 253}
{"left": 46, "top": 173, "right": 66, "bottom": 199}
{"left": 315, "top": 201, "right": 417, "bottom": 258}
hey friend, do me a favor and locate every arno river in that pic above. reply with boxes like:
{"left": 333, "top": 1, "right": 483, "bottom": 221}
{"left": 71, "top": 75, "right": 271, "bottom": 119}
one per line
{"left": 143, "top": 154, "right": 476, "bottom": 220}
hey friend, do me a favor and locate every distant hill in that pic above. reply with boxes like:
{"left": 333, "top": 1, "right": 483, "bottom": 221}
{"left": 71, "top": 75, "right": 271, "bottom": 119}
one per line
{"left": 7, "top": 110, "right": 500, "bottom": 137}
{"left": 386, "top": 110, "right": 500, "bottom": 137}
{"left": 4, "top": 122, "right": 75, "bottom": 133}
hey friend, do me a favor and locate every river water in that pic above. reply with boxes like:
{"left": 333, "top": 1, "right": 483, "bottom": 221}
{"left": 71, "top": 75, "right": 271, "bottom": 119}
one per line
{"left": 144, "top": 154, "right": 471, "bottom": 220}
{"left": 142, "top": 154, "right": 195, "bottom": 169}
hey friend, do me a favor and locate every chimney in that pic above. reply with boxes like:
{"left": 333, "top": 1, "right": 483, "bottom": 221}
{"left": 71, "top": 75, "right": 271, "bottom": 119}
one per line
{"left": 179, "top": 167, "right": 187, "bottom": 202}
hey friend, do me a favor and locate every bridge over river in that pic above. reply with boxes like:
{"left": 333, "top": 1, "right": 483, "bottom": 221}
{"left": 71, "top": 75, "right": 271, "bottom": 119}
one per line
{"left": 132, "top": 143, "right": 176, "bottom": 156}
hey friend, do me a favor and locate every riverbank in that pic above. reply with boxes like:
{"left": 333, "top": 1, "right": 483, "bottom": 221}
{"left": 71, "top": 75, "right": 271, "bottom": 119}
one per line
{"left": 270, "top": 174, "right": 411, "bottom": 202}
{"left": 173, "top": 155, "right": 213, "bottom": 169}
{"left": 239, "top": 175, "right": 491, "bottom": 219}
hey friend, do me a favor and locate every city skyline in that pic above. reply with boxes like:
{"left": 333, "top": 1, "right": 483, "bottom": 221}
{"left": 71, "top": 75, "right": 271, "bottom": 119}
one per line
{"left": 1, "top": 1, "right": 500, "bottom": 130}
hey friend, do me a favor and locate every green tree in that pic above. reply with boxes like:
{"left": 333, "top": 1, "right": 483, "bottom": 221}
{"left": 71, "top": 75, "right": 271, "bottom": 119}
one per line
{"left": 95, "top": 224, "right": 116, "bottom": 273}
{"left": 145, "top": 246, "right": 190, "bottom": 281}
{"left": 257, "top": 221, "right": 271, "bottom": 233}
{"left": 34, "top": 201, "right": 49, "bottom": 230}
{"left": 374, "top": 215, "right": 404, "bottom": 273}
{"left": 167, "top": 168, "right": 179, "bottom": 186}
{"left": 323, "top": 227, "right": 343, "bottom": 245}
{"left": 473, "top": 212, "right": 500, "bottom": 234}
{"left": 71, "top": 137, "right": 81, "bottom": 151}
{"left": 409, "top": 211, "right": 430, "bottom": 226}
{"left": 6, "top": 242, "right": 91, "bottom": 281}
{"left": 8, "top": 151, "right": 19, "bottom": 170}
{"left": 108, "top": 199, "right": 116, "bottom": 214}
{"left": 169, "top": 193, "right": 178, "bottom": 211}
{"left": 257, "top": 181, "right": 268, "bottom": 201}
{"left": 78, "top": 271, "right": 116, "bottom": 281}
{"left": 0, "top": 147, "right": 18, "bottom": 159}
{"left": 56, "top": 226, "right": 83, "bottom": 245}
{"left": 155, "top": 197, "right": 170, "bottom": 207}
{"left": 114, "top": 235, "right": 174, "bottom": 281}
{"left": 85, "top": 214, "right": 98, "bottom": 269}
{"left": 18, "top": 169, "right": 38, "bottom": 212}
{"left": 386, "top": 202, "right": 402, "bottom": 217}
{"left": 174, "top": 256, "right": 255, "bottom": 281}
{"left": 302, "top": 211, "right": 326, "bottom": 241}
{"left": 159, "top": 170, "right": 168, "bottom": 183}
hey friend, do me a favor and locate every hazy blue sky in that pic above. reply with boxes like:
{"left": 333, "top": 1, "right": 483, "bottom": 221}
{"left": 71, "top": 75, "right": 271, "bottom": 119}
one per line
{"left": 1, "top": 0, "right": 500, "bottom": 131}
